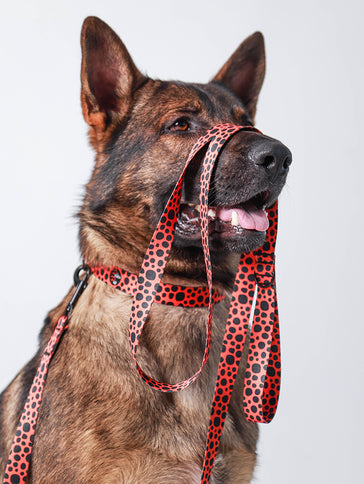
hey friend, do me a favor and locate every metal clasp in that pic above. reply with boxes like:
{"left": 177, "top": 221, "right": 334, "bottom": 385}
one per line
{"left": 65, "top": 264, "right": 91, "bottom": 317}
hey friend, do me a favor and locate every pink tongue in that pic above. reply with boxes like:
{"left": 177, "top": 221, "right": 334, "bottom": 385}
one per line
{"left": 216, "top": 206, "right": 269, "bottom": 231}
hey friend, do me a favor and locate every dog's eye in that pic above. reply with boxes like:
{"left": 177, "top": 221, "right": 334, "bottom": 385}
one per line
{"left": 170, "top": 119, "right": 190, "bottom": 132}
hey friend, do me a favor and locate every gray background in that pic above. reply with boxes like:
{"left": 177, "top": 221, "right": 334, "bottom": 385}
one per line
{"left": 1, "top": 1, "right": 363, "bottom": 482}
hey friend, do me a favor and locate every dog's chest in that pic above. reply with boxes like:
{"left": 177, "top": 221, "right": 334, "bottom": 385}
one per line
{"left": 30, "top": 277, "right": 232, "bottom": 480}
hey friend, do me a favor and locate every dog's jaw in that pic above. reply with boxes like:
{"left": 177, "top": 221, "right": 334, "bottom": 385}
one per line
{"left": 174, "top": 202, "right": 269, "bottom": 253}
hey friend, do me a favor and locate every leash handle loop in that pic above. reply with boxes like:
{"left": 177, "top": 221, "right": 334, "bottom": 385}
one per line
{"left": 128, "top": 124, "right": 256, "bottom": 392}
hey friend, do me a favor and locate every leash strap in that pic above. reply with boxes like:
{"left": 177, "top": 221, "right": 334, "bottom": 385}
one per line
{"left": 89, "top": 265, "right": 225, "bottom": 307}
{"left": 2, "top": 316, "right": 69, "bottom": 484}
{"left": 2, "top": 266, "right": 90, "bottom": 484}
{"left": 200, "top": 210, "right": 280, "bottom": 482}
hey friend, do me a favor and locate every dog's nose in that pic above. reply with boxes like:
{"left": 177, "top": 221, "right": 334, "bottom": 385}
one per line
{"left": 252, "top": 140, "right": 292, "bottom": 177}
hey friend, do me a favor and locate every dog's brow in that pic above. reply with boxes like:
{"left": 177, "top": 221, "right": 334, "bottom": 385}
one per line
{"left": 176, "top": 105, "right": 201, "bottom": 114}
{"left": 162, "top": 104, "right": 202, "bottom": 118}
{"left": 191, "top": 85, "right": 216, "bottom": 117}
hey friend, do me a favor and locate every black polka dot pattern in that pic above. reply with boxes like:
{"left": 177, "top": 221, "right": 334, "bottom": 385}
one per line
{"left": 89, "top": 265, "right": 225, "bottom": 307}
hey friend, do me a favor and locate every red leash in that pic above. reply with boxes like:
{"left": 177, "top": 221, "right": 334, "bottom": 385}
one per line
{"left": 3, "top": 124, "right": 281, "bottom": 484}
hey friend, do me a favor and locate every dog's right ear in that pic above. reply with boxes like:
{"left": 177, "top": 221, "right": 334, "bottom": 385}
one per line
{"left": 212, "top": 32, "right": 265, "bottom": 122}
{"left": 80, "top": 17, "right": 146, "bottom": 144}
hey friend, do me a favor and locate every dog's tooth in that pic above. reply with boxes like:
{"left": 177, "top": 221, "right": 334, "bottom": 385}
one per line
{"left": 195, "top": 205, "right": 200, "bottom": 212}
{"left": 187, "top": 203, "right": 195, "bottom": 207}
{"left": 208, "top": 209, "right": 216, "bottom": 218}
{"left": 231, "top": 210, "right": 239, "bottom": 226}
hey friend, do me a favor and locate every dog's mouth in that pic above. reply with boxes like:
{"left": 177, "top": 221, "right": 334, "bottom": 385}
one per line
{"left": 175, "top": 190, "right": 271, "bottom": 242}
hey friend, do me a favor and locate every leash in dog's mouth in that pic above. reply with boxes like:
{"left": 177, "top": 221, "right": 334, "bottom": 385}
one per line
{"left": 3, "top": 124, "right": 281, "bottom": 484}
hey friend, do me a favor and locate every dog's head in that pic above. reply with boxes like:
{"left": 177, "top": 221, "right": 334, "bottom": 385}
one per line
{"left": 79, "top": 17, "right": 291, "bottom": 279}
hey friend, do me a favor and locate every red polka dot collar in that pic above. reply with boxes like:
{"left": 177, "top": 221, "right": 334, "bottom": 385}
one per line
{"left": 3, "top": 124, "right": 282, "bottom": 484}
{"left": 89, "top": 264, "right": 226, "bottom": 307}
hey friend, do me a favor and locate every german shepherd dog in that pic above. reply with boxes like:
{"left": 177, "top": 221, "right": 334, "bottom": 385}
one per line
{"left": 0, "top": 17, "right": 291, "bottom": 483}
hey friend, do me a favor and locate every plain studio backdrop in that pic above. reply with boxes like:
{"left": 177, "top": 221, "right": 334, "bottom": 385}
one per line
{"left": 1, "top": 1, "right": 363, "bottom": 482}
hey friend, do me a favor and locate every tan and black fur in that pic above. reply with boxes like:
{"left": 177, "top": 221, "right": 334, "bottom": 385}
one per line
{"left": 0, "top": 17, "right": 291, "bottom": 483}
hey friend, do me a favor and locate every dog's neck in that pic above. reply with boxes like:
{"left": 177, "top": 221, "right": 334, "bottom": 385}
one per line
{"left": 79, "top": 224, "right": 239, "bottom": 290}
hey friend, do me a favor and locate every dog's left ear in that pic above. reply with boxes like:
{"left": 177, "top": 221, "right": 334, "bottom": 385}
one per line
{"left": 212, "top": 32, "right": 265, "bottom": 121}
